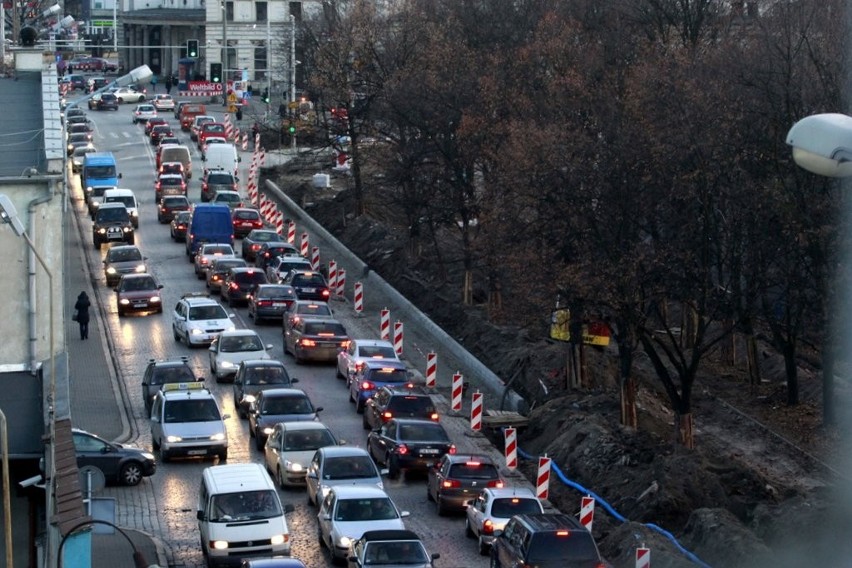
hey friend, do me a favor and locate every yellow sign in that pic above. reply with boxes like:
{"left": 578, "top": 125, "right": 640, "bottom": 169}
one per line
{"left": 228, "top": 92, "right": 238, "bottom": 102}
{"left": 228, "top": 104, "right": 237, "bottom": 113}
{"left": 550, "top": 308, "right": 570, "bottom": 342}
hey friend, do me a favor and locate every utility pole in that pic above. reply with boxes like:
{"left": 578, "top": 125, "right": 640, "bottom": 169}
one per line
{"left": 290, "top": 14, "right": 296, "bottom": 149}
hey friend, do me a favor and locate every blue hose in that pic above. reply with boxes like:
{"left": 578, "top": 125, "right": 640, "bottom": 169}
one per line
{"left": 515, "top": 442, "right": 712, "bottom": 567}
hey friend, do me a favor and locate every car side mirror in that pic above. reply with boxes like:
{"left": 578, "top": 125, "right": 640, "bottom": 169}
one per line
{"left": 265, "top": 344, "right": 273, "bottom": 350}
{"left": 321, "top": 514, "right": 331, "bottom": 521}
{"left": 209, "top": 345, "right": 215, "bottom": 352}
{"left": 158, "top": 285, "right": 164, "bottom": 289}
{"left": 315, "top": 407, "right": 324, "bottom": 413}
{"left": 338, "top": 439, "right": 347, "bottom": 446}
{"left": 307, "top": 472, "right": 318, "bottom": 480}
{"left": 118, "top": 173, "right": 123, "bottom": 179}
{"left": 432, "top": 553, "right": 441, "bottom": 560}
{"left": 290, "top": 378, "right": 299, "bottom": 383}
{"left": 196, "top": 510, "right": 205, "bottom": 521}
{"left": 379, "top": 468, "right": 389, "bottom": 476}
{"left": 400, "top": 511, "right": 410, "bottom": 518}
{"left": 222, "top": 414, "right": 231, "bottom": 420}
{"left": 283, "top": 503, "right": 295, "bottom": 514}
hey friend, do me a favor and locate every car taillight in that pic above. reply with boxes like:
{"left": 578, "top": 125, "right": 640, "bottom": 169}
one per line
{"left": 381, "top": 411, "right": 393, "bottom": 421}
{"left": 487, "top": 480, "right": 504, "bottom": 488}
{"left": 430, "top": 412, "right": 439, "bottom": 421}
{"left": 202, "top": 182, "right": 207, "bottom": 190}
{"left": 300, "top": 338, "right": 316, "bottom": 347}
{"left": 448, "top": 444, "right": 457, "bottom": 455}
{"left": 482, "top": 519, "right": 494, "bottom": 535}
{"left": 361, "top": 381, "right": 375, "bottom": 390}
{"left": 321, "top": 289, "right": 330, "bottom": 298}
{"left": 355, "top": 362, "right": 365, "bottom": 372}
{"left": 229, "top": 282, "right": 238, "bottom": 289}
{"left": 155, "top": 183, "right": 161, "bottom": 189}
{"left": 212, "top": 275, "right": 219, "bottom": 281}
{"left": 396, "top": 444, "right": 408, "bottom": 455}
{"left": 340, "top": 340, "right": 351, "bottom": 349}
{"left": 257, "top": 300, "right": 272, "bottom": 306}
{"left": 442, "top": 480, "right": 461, "bottom": 489}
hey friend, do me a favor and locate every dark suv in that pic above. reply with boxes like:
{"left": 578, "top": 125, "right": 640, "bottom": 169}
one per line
{"left": 427, "top": 453, "right": 503, "bottom": 515}
{"left": 93, "top": 203, "right": 135, "bottom": 249}
{"left": 363, "top": 386, "right": 438, "bottom": 431}
{"left": 89, "top": 92, "right": 118, "bottom": 111}
{"left": 141, "top": 357, "right": 197, "bottom": 414}
{"left": 201, "top": 169, "right": 238, "bottom": 202}
{"left": 282, "top": 270, "right": 331, "bottom": 301}
{"left": 222, "top": 267, "right": 269, "bottom": 306}
{"left": 490, "top": 514, "right": 606, "bottom": 568}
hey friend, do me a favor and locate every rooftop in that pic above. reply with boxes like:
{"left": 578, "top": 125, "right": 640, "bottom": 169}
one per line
{"left": 0, "top": 71, "right": 46, "bottom": 176}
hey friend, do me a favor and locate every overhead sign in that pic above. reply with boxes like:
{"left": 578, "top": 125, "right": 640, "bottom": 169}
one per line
{"left": 185, "top": 81, "right": 223, "bottom": 95}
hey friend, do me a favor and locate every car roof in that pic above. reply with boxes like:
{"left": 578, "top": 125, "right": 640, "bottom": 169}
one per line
{"left": 148, "top": 358, "right": 191, "bottom": 368}
{"left": 229, "top": 267, "right": 262, "bottom": 274}
{"left": 481, "top": 487, "right": 538, "bottom": 499}
{"left": 181, "top": 295, "right": 220, "bottom": 306}
{"left": 248, "top": 229, "right": 278, "bottom": 237}
{"left": 330, "top": 485, "right": 388, "bottom": 499}
{"left": 158, "top": 174, "right": 184, "bottom": 180}
{"left": 218, "top": 329, "right": 260, "bottom": 338}
{"left": 363, "top": 359, "right": 407, "bottom": 371}
{"left": 119, "top": 273, "right": 154, "bottom": 281}
{"left": 511, "top": 513, "right": 585, "bottom": 532}
{"left": 160, "top": 385, "right": 215, "bottom": 400}
{"left": 107, "top": 244, "right": 140, "bottom": 252}
{"left": 360, "top": 529, "right": 422, "bottom": 543}
{"left": 355, "top": 339, "right": 395, "bottom": 349}
{"left": 444, "top": 453, "right": 494, "bottom": 464}
{"left": 97, "top": 202, "right": 125, "bottom": 210}
{"left": 388, "top": 418, "right": 443, "bottom": 428}
{"left": 258, "top": 388, "right": 307, "bottom": 397}
{"left": 277, "top": 421, "right": 331, "bottom": 432}
{"left": 240, "top": 359, "right": 285, "bottom": 368}
{"left": 319, "top": 445, "right": 370, "bottom": 458}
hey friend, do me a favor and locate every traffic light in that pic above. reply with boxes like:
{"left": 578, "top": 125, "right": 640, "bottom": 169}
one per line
{"left": 210, "top": 63, "right": 222, "bottom": 83}
{"left": 288, "top": 121, "right": 296, "bottom": 134}
{"left": 187, "top": 39, "right": 199, "bottom": 58}
{"left": 262, "top": 88, "right": 269, "bottom": 104}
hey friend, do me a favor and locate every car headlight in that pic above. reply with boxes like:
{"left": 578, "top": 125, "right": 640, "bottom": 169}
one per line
{"left": 270, "top": 534, "right": 288, "bottom": 546}
{"left": 131, "top": 211, "right": 138, "bottom": 217}
{"left": 97, "top": 228, "right": 106, "bottom": 234}
{"left": 106, "top": 267, "right": 117, "bottom": 274}
{"left": 141, "top": 452, "right": 155, "bottom": 460}
{"left": 165, "top": 435, "right": 182, "bottom": 443}
{"left": 150, "top": 296, "right": 161, "bottom": 303}
{"left": 220, "top": 360, "right": 235, "bottom": 368}
{"left": 190, "top": 328, "right": 203, "bottom": 335}
{"left": 134, "top": 264, "right": 146, "bottom": 272}
{"left": 211, "top": 540, "right": 229, "bottom": 550}
{"left": 119, "top": 299, "right": 130, "bottom": 305}
{"left": 284, "top": 460, "right": 303, "bottom": 472}
{"left": 210, "top": 433, "right": 226, "bottom": 441}
{"left": 123, "top": 227, "right": 132, "bottom": 233}
{"left": 262, "top": 426, "right": 274, "bottom": 435}
{"left": 337, "top": 536, "right": 352, "bottom": 548}
{"left": 243, "top": 394, "right": 256, "bottom": 403}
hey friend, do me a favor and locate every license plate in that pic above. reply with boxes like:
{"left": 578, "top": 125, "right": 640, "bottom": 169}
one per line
{"left": 273, "top": 302, "right": 286, "bottom": 307}
{"left": 302, "top": 287, "right": 315, "bottom": 293}
{"left": 420, "top": 448, "right": 440, "bottom": 454}
{"left": 133, "top": 302, "right": 147, "bottom": 307}
{"left": 108, "top": 228, "right": 121, "bottom": 236}
{"left": 187, "top": 449, "right": 207, "bottom": 456}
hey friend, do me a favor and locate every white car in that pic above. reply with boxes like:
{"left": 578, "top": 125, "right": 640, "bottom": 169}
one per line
{"left": 464, "top": 487, "right": 544, "bottom": 555}
{"left": 194, "top": 242, "right": 236, "bottom": 278}
{"left": 265, "top": 254, "right": 312, "bottom": 284}
{"left": 152, "top": 94, "right": 175, "bottom": 110}
{"left": 113, "top": 87, "right": 146, "bottom": 103}
{"left": 208, "top": 329, "right": 273, "bottom": 382}
{"left": 172, "top": 294, "right": 235, "bottom": 346}
{"left": 336, "top": 339, "right": 400, "bottom": 381}
{"left": 132, "top": 104, "right": 157, "bottom": 124}
{"left": 263, "top": 421, "right": 340, "bottom": 488}
{"left": 317, "top": 485, "right": 409, "bottom": 562}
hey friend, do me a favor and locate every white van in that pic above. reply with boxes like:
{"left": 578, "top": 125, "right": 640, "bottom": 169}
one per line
{"left": 159, "top": 144, "right": 193, "bottom": 178}
{"left": 203, "top": 143, "right": 240, "bottom": 177}
{"left": 197, "top": 463, "right": 295, "bottom": 566}
{"left": 102, "top": 188, "right": 139, "bottom": 228}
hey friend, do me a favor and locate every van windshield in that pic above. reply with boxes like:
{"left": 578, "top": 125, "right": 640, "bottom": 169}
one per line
{"left": 86, "top": 165, "right": 116, "bottom": 178}
{"left": 528, "top": 532, "right": 599, "bottom": 562}
{"left": 106, "top": 196, "right": 135, "bottom": 208}
{"left": 163, "top": 399, "right": 220, "bottom": 423}
{"left": 209, "top": 490, "right": 282, "bottom": 522}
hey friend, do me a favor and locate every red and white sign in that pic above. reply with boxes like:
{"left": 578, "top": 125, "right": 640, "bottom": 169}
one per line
{"left": 287, "top": 221, "right": 296, "bottom": 244}
{"left": 451, "top": 372, "right": 463, "bottom": 412}
{"left": 328, "top": 260, "right": 338, "bottom": 292}
{"left": 393, "top": 321, "right": 403, "bottom": 356}
{"left": 504, "top": 427, "right": 517, "bottom": 470}
{"left": 300, "top": 233, "right": 309, "bottom": 257}
{"left": 274, "top": 210, "right": 284, "bottom": 235}
{"left": 310, "top": 246, "right": 320, "bottom": 271}
{"left": 179, "top": 81, "right": 224, "bottom": 97}
{"left": 425, "top": 352, "right": 437, "bottom": 388}
{"left": 336, "top": 269, "right": 346, "bottom": 297}
{"left": 536, "top": 456, "right": 551, "bottom": 500}
{"left": 635, "top": 547, "right": 650, "bottom": 568}
{"left": 380, "top": 308, "right": 390, "bottom": 340}
{"left": 580, "top": 496, "right": 595, "bottom": 532}
{"left": 353, "top": 282, "right": 363, "bottom": 313}
{"left": 470, "top": 391, "right": 483, "bottom": 431}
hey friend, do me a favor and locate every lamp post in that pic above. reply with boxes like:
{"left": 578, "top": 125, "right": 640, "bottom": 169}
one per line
{"left": 1, "top": 410, "right": 11, "bottom": 568}
{"left": 290, "top": 14, "right": 296, "bottom": 149}
{"left": 222, "top": 1, "right": 228, "bottom": 80}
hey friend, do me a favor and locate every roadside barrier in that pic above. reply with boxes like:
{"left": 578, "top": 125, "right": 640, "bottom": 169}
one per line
{"left": 380, "top": 308, "right": 390, "bottom": 340}
{"left": 393, "top": 320, "right": 404, "bottom": 355}
{"left": 425, "top": 352, "right": 437, "bottom": 387}
{"left": 354, "top": 282, "right": 363, "bottom": 313}
{"left": 580, "top": 495, "right": 595, "bottom": 532}
{"left": 536, "top": 456, "right": 551, "bottom": 499}
{"left": 471, "top": 391, "right": 483, "bottom": 431}
{"left": 451, "top": 372, "right": 464, "bottom": 412}
{"left": 504, "top": 427, "right": 518, "bottom": 470}
{"left": 300, "top": 232, "right": 309, "bottom": 257}
{"left": 310, "top": 246, "right": 320, "bottom": 271}
{"left": 287, "top": 221, "right": 296, "bottom": 244}
{"left": 336, "top": 269, "right": 346, "bottom": 297}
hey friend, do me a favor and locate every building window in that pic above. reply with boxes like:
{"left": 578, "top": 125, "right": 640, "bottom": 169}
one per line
{"left": 289, "top": 1, "right": 301, "bottom": 21}
{"left": 256, "top": 1, "right": 267, "bottom": 22}
{"left": 254, "top": 41, "right": 267, "bottom": 80}
{"left": 225, "top": 1, "right": 234, "bottom": 22}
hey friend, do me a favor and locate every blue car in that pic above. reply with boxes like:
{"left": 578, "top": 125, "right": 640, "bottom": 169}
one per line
{"left": 349, "top": 360, "right": 411, "bottom": 413}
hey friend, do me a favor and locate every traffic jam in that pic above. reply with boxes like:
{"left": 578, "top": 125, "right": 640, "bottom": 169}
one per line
{"left": 63, "top": 78, "right": 606, "bottom": 568}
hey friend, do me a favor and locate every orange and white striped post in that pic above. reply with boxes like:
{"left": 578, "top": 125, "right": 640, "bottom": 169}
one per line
{"left": 635, "top": 546, "right": 650, "bottom": 568}
{"left": 451, "top": 372, "right": 463, "bottom": 412}
{"left": 425, "top": 352, "right": 437, "bottom": 388}
{"left": 328, "top": 260, "right": 338, "bottom": 292}
{"left": 393, "top": 321, "right": 403, "bottom": 355}
{"left": 300, "top": 232, "right": 309, "bottom": 257}
{"left": 310, "top": 246, "right": 320, "bottom": 271}
{"left": 504, "top": 427, "right": 518, "bottom": 470}
{"left": 353, "top": 282, "right": 363, "bottom": 313}
{"left": 580, "top": 496, "right": 595, "bottom": 533}
{"left": 536, "top": 456, "right": 552, "bottom": 500}
{"left": 336, "top": 269, "right": 346, "bottom": 297}
{"left": 470, "top": 391, "right": 483, "bottom": 431}
{"left": 380, "top": 308, "right": 390, "bottom": 340}
{"left": 287, "top": 221, "right": 296, "bottom": 244}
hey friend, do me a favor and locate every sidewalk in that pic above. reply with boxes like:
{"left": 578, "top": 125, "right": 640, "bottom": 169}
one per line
{"left": 65, "top": 185, "right": 168, "bottom": 567}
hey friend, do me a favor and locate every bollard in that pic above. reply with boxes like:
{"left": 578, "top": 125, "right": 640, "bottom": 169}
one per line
{"left": 635, "top": 547, "right": 650, "bottom": 568}
{"left": 328, "top": 260, "right": 338, "bottom": 291}
{"left": 353, "top": 282, "right": 363, "bottom": 313}
{"left": 451, "top": 372, "right": 463, "bottom": 412}
{"left": 287, "top": 221, "right": 296, "bottom": 244}
{"left": 504, "top": 427, "right": 518, "bottom": 470}
{"left": 310, "top": 246, "right": 320, "bottom": 271}
{"left": 275, "top": 210, "right": 284, "bottom": 235}
{"left": 425, "top": 352, "right": 437, "bottom": 388}
{"left": 300, "top": 233, "right": 309, "bottom": 257}
{"left": 470, "top": 391, "right": 483, "bottom": 431}
{"left": 241, "top": 132, "right": 248, "bottom": 151}
{"left": 580, "top": 496, "right": 595, "bottom": 533}
{"left": 336, "top": 269, "right": 346, "bottom": 297}
{"left": 536, "top": 456, "right": 552, "bottom": 500}
{"left": 380, "top": 308, "right": 390, "bottom": 340}
{"left": 393, "top": 320, "right": 404, "bottom": 355}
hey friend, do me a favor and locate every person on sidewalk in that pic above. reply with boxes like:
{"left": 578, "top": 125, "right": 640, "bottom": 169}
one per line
{"left": 74, "top": 291, "right": 91, "bottom": 340}
{"left": 151, "top": 74, "right": 158, "bottom": 92}
{"left": 164, "top": 76, "right": 172, "bottom": 93}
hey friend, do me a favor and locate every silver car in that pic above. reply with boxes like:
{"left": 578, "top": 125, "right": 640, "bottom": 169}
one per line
{"left": 306, "top": 446, "right": 386, "bottom": 507}
{"left": 336, "top": 339, "right": 400, "bottom": 381}
{"left": 464, "top": 487, "right": 544, "bottom": 555}
{"left": 102, "top": 244, "right": 146, "bottom": 287}
{"left": 194, "top": 242, "right": 236, "bottom": 278}
{"left": 208, "top": 329, "right": 272, "bottom": 382}
{"left": 263, "top": 421, "right": 339, "bottom": 487}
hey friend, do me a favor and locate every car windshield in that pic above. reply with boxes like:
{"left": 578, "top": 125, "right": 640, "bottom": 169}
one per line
{"left": 138, "top": 105, "right": 154, "bottom": 112}
{"left": 276, "top": 259, "right": 310, "bottom": 272}
{"left": 260, "top": 395, "right": 313, "bottom": 415}
{"left": 257, "top": 286, "right": 294, "bottom": 300}
{"left": 398, "top": 423, "right": 448, "bottom": 442}
{"left": 335, "top": 498, "right": 397, "bottom": 522}
{"left": 304, "top": 322, "right": 346, "bottom": 336}
{"left": 209, "top": 490, "right": 282, "bottom": 522}
{"left": 120, "top": 276, "right": 156, "bottom": 291}
{"left": 204, "top": 124, "right": 225, "bottom": 133}
{"left": 188, "top": 305, "right": 228, "bottom": 320}
{"left": 213, "top": 260, "right": 246, "bottom": 272}
{"left": 160, "top": 178, "right": 183, "bottom": 186}
{"left": 359, "top": 345, "right": 397, "bottom": 359}
{"left": 370, "top": 368, "right": 408, "bottom": 384}
{"left": 203, "top": 245, "right": 232, "bottom": 255}
{"left": 219, "top": 335, "right": 263, "bottom": 352}
{"left": 293, "top": 274, "right": 326, "bottom": 286}
{"left": 363, "top": 541, "right": 428, "bottom": 564}
{"left": 108, "top": 248, "right": 142, "bottom": 262}
{"left": 150, "top": 366, "right": 194, "bottom": 385}
{"left": 163, "top": 399, "right": 220, "bottom": 422}
{"left": 163, "top": 198, "right": 187, "bottom": 207}
{"left": 87, "top": 166, "right": 116, "bottom": 178}
{"left": 105, "top": 196, "right": 135, "bottom": 208}
{"left": 448, "top": 462, "right": 500, "bottom": 480}
{"left": 528, "top": 533, "right": 599, "bottom": 562}
{"left": 388, "top": 396, "right": 436, "bottom": 414}
{"left": 97, "top": 208, "right": 128, "bottom": 222}
{"left": 252, "top": 231, "right": 279, "bottom": 242}
{"left": 209, "top": 173, "right": 234, "bottom": 184}
{"left": 244, "top": 366, "right": 290, "bottom": 386}
{"left": 235, "top": 272, "right": 267, "bottom": 285}
{"left": 283, "top": 428, "right": 336, "bottom": 451}
{"left": 323, "top": 456, "right": 376, "bottom": 480}
{"left": 175, "top": 212, "right": 191, "bottom": 222}
{"left": 74, "top": 147, "right": 96, "bottom": 157}
{"left": 297, "top": 304, "right": 332, "bottom": 317}
{"left": 234, "top": 210, "right": 258, "bottom": 220}
{"left": 214, "top": 193, "right": 241, "bottom": 203}
{"left": 490, "top": 498, "right": 542, "bottom": 518}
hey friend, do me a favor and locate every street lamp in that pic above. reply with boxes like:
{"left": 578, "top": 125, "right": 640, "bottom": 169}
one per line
{"left": 786, "top": 113, "right": 852, "bottom": 178}
{"left": 58, "top": 520, "right": 159, "bottom": 568}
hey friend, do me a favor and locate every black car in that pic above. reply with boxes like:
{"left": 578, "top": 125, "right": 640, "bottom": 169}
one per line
{"left": 92, "top": 203, "right": 135, "bottom": 249}
{"left": 490, "top": 514, "right": 605, "bottom": 568}
{"left": 427, "top": 454, "right": 503, "bottom": 515}
{"left": 65, "top": 113, "right": 90, "bottom": 127}
{"left": 88, "top": 92, "right": 119, "bottom": 111}
{"left": 141, "top": 357, "right": 197, "bottom": 414}
{"left": 170, "top": 210, "right": 192, "bottom": 241}
{"left": 201, "top": 170, "right": 239, "bottom": 202}
{"left": 363, "top": 386, "right": 439, "bottom": 431}
{"left": 206, "top": 257, "right": 248, "bottom": 293}
{"left": 255, "top": 242, "right": 300, "bottom": 271}
{"left": 66, "top": 132, "right": 92, "bottom": 156}
{"left": 72, "top": 428, "right": 156, "bottom": 486}
{"left": 367, "top": 419, "right": 454, "bottom": 480}
{"left": 150, "top": 124, "right": 174, "bottom": 145}
{"left": 248, "top": 388, "right": 322, "bottom": 449}
{"left": 281, "top": 270, "right": 331, "bottom": 302}
{"left": 242, "top": 229, "right": 284, "bottom": 262}
{"left": 248, "top": 284, "right": 298, "bottom": 323}
{"left": 222, "top": 267, "right": 269, "bottom": 306}
{"left": 102, "top": 244, "right": 146, "bottom": 287}
{"left": 232, "top": 359, "right": 298, "bottom": 418}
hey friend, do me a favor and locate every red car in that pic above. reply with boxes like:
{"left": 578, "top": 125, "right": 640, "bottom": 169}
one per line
{"left": 157, "top": 195, "right": 191, "bottom": 223}
{"left": 145, "top": 117, "right": 168, "bottom": 135}
{"left": 232, "top": 208, "right": 263, "bottom": 238}
{"left": 150, "top": 124, "right": 174, "bottom": 145}
{"left": 197, "top": 122, "right": 227, "bottom": 149}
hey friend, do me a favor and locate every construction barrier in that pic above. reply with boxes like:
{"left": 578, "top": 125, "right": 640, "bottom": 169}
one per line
{"left": 504, "top": 427, "right": 518, "bottom": 470}
{"left": 353, "top": 282, "right": 363, "bottom": 313}
{"left": 310, "top": 246, "right": 320, "bottom": 271}
{"left": 336, "top": 269, "right": 346, "bottom": 297}
{"left": 636, "top": 547, "right": 650, "bottom": 568}
{"left": 287, "top": 221, "right": 296, "bottom": 244}
{"left": 328, "top": 260, "right": 338, "bottom": 292}
{"left": 241, "top": 132, "right": 248, "bottom": 151}
{"left": 425, "top": 352, "right": 437, "bottom": 388}
{"left": 393, "top": 320, "right": 403, "bottom": 355}
{"left": 580, "top": 495, "right": 595, "bottom": 533}
{"left": 536, "top": 456, "right": 552, "bottom": 500}
{"left": 451, "top": 372, "right": 463, "bottom": 412}
{"left": 470, "top": 391, "right": 483, "bottom": 431}
{"left": 380, "top": 308, "right": 390, "bottom": 340}
{"left": 300, "top": 233, "right": 309, "bottom": 257}
{"left": 274, "top": 210, "right": 284, "bottom": 235}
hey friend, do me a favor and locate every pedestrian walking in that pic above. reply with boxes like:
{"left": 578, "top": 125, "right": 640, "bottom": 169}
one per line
{"left": 164, "top": 76, "right": 172, "bottom": 93}
{"left": 151, "top": 74, "right": 158, "bottom": 92}
{"left": 73, "top": 291, "right": 91, "bottom": 340}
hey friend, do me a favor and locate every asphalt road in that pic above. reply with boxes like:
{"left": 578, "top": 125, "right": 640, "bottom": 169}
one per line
{"left": 70, "top": 95, "right": 495, "bottom": 568}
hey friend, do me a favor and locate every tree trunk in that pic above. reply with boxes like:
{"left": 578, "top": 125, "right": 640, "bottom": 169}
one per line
{"left": 783, "top": 343, "right": 799, "bottom": 406}
{"left": 463, "top": 270, "right": 473, "bottom": 305}
{"left": 823, "top": 345, "right": 835, "bottom": 426}
{"left": 746, "top": 333, "right": 760, "bottom": 388}
{"left": 676, "top": 412, "right": 694, "bottom": 449}
{"left": 620, "top": 375, "right": 637, "bottom": 429}
{"left": 719, "top": 319, "right": 735, "bottom": 366}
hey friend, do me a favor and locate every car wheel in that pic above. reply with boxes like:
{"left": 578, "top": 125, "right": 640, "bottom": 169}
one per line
{"left": 119, "top": 462, "right": 144, "bottom": 486}
{"left": 172, "top": 327, "right": 180, "bottom": 342}
{"left": 307, "top": 488, "right": 315, "bottom": 506}
{"left": 436, "top": 494, "right": 449, "bottom": 516}
{"left": 217, "top": 449, "right": 227, "bottom": 462}
{"left": 348, "top": 388, "right": 355, "bottom": 403}
{"left": 159, "top": 447, "right": 170, "bottom": 463}
{"left": 465, "top": 518, "right": 476, "bottom": 539}
{"left": 387, "top": 455, "right": 400, "bottom": 480}
{"left": 426, "top": 483, "right": 434, "bottom": 502}
{"left": 139, "top": 95, "right": 145, "bottom": 101}
{"left": 335, "top": 365, "right": 344, "bottom": 379}
{"left": 277, "top": 467, "right": 287, "bottom": 489}
{"left": 362, "top": 413, "right": 370, "bottom": 430}
{"left": 93, "top": 239, "right": 100, "bottom": 250}
{"left": 479, "top": 537, "right": 490, "bottom": 556}
{"left": 255, "top": 434, "right": 265, "bottom": 451}
{"left": 355, "top": 397, "right": 365, "bottom": 414}
{"left": 152, "top": 437, "right": 160, "bottom": 450}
